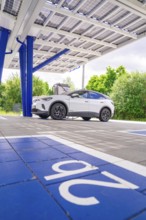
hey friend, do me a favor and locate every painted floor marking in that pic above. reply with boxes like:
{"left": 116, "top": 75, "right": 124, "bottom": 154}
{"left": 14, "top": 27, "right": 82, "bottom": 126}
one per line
{"left": 128, "top": 130, "right": 146, "bottom": 136}
{"left": 48, "top": 135, "right": 146, "bottom": 177}
{"left": 0, "top": 116, "right": 7, "bottom": 120}
{"left": 0, "top": 135, "right": 146, "bottom": 220}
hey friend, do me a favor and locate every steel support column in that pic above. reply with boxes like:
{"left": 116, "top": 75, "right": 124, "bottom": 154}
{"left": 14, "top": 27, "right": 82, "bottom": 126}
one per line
{"left": 18, "top": 38, "right": 69, "bottom": 117}
{"left": 82, "top": 65, "right": 85, "bottom": 89}
{"left": 26, "top": 36, "right": 33, "bottom": 117}
{"left": 0, "top": 28, "right": 10, "bottom": 82}
{"left": 19, "top": 44, "right": 27, "bottom": 116}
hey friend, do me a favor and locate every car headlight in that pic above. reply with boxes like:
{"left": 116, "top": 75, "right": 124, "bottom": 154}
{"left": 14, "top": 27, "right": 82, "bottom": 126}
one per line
{"left": 41, "top": 97, "right": 52, "bottom": 101}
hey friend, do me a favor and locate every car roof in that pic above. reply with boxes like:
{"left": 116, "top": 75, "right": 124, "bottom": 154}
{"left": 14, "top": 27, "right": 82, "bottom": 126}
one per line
{"left": 69, "top": 89, "right": 101, "bottom": 94}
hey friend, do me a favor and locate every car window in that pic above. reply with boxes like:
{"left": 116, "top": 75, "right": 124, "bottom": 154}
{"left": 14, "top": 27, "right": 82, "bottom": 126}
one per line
{"left": 70, "top": 91, "right": 88, "bottom": 98}
{"left": 78, "top": 91, "right": 88, "bottom": 98}
{"left": 88, "top": 92, "right": 105, "bottom": 99}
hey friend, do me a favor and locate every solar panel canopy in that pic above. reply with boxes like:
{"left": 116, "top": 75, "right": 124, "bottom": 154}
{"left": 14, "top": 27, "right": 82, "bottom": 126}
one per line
{"left": 0, "top": 0, "right": 146, "bottom": 73}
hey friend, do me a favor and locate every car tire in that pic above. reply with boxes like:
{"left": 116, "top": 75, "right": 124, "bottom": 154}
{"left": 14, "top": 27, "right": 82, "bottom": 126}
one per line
{"left": 99, "top": 108, "right": 111, "bottom": 122}
{"left": 50, "top": 103, "right": 67, "bottom": 120}
{"left": 82, "top": 117, "right": 91, "bottom": 121}
{"left": 38, "top": 114, "right": 49, "bottom": 119}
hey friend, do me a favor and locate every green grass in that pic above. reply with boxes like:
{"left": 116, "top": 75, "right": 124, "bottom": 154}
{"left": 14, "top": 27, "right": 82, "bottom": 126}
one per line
{"left": 0, "top": 110, "right": 21, "bottom": 116}
{"left": 113, "top": 116, "right": 146, "bottom": 122}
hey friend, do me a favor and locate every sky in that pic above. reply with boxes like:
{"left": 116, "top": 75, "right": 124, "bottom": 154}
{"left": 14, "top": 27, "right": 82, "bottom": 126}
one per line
{"left": 2, "top": 37, "right": 146, "bottom": 89}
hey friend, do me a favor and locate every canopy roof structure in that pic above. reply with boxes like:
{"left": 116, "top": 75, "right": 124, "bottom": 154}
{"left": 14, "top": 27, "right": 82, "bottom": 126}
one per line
{"left": 0, "top": 0, "right": 146, "bottom": 73}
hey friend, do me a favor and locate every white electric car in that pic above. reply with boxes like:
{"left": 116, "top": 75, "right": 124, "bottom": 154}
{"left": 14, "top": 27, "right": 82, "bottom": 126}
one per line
{"left": 32, "top": 89, "right": 114, "bottom": 122}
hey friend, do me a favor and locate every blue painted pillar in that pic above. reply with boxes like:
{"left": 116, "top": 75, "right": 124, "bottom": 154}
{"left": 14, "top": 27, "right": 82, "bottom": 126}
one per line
{"left": 18, "top": 35, "right": 69, "bottom": 117}
{"left": 32, "top": 48, "right": 70, "bottom": 73}
{"left": 26, "top": 36, "right": 33, "bottom": 117}
{"left": 0, "top": 28, "right": 10, "bottom": 82}
{"left": 19, "top": 44, "right": 27, "bottom": 116}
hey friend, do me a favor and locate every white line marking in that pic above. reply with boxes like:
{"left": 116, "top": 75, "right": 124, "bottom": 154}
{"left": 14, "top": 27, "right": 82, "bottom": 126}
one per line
{"left": 119, "top": 129, "right": 146, "bottom": 136}
{"left": 47, "top": 135, "right": 146, "bottom": 177}
{"left": 111, "top": 120, "right": 146, "bottom": 124}
{"left": 0, "top": 116, "right": 7, "bottom": 120}
{"left": 0, "top": 134, "right": 146, "bottom": 177}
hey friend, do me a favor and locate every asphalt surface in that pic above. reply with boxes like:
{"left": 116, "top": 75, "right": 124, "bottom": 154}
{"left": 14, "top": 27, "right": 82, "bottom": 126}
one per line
{"left": 0, "top": 115, "right": 146, "bottom": 166}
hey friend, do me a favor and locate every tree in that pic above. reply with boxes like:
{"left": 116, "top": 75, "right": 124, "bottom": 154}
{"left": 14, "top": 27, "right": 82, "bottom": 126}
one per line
{"left": 116, "top": 65, "right": 127, "bottom": 77}
{"left": 33, "top": 76, "right": 53, "bottom": 96}
{"left": 63, "top": 76, "right": 75, "bottom": 91}
{"left": 0, "top": 73, "right": 52, "bottom": 112}
{"left": 111, "top": 72, "right": 146, "bottom": 119}
{"left": 86, "top": 66, "right": 128, "bottom": 95}
{"left": 2, "top": 73, "right": 21, "bottom": 111}
{"left": 0, "top": 83, "right": 5, "bottom": 110}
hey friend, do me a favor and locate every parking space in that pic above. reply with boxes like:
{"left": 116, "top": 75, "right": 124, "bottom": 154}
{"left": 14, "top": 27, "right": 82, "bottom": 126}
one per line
{"left": 0, "top": 116, "right": 146, "bottom": 219}
{"left": 0, "top": 134, "right": 146, "bottom": 220}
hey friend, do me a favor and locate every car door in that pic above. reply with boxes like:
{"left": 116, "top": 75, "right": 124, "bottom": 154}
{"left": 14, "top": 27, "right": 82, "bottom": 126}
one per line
{"left": 87, "top": 91, "right": 106, "bottom": 114}
{"left": 69, "top": 91, "right": 89, "bottom": 113}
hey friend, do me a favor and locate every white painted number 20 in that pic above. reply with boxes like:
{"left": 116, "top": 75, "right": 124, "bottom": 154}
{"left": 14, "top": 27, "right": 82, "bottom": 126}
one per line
{"left": 44, "top": 160, "right": 138, "bottom": 206}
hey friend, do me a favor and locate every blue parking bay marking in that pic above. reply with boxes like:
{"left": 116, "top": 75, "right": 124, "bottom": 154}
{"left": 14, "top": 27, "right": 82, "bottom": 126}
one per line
{"left": 0, "top": 135, "right": 146, "bottom": 220}
{"left": 128, "top": 130, "right": 146, "bottom": 136}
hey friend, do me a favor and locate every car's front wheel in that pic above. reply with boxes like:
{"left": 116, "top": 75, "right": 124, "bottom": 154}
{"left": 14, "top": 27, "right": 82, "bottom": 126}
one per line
{"left": 82, "top": 117, "right": 91, "bottom": 121}
{"left": 50, "top": 103, "right": 66, "bottom": 120}
{"left": 99, "top": 108, "right": 111, "bottom": 122}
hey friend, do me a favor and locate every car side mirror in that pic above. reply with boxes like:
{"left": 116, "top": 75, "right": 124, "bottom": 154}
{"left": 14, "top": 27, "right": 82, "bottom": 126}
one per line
{"left": 71, "top": 93, "right": 79, "bottom": 98}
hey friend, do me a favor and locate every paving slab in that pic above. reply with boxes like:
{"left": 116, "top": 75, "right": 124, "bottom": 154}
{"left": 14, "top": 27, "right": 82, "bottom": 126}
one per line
{"left": 0, "top": 134, "right": 146, "bottom": 220}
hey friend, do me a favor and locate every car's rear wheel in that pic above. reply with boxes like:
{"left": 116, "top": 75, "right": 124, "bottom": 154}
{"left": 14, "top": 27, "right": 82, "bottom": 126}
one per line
{"left": 50, "top": 103, "right": 66, "bottom": 120}
{"left": 82, "top": 117, "right": 91, "bottom": 121}
{"left": 38, "top": 114, "right": 49, "bottom": 119}
{"left": 99, "top": 108, "right": 111, "bottom": 122}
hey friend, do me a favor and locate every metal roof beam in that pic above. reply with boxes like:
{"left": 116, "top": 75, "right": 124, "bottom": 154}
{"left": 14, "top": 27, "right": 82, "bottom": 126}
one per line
{"left": 35, "top": 39, "right": 101, "bottom": 56}
{"left": 132, "top": 23, "right": 146, "bottom": 32}
{"left": 6, "top": 0, "right": 33, "bottom": 51}
{"left": 73, "top": 0, "right": 86, "bottom": 13}
{"left": 33, "top": 49, "right": 88, "bottom": 62}
{"left": 44, "top": 11, "right": 55, "bottom": 26}
{"left": 122, "top": 17, "right": 143, "bottom": 29}
{"left": 0, "top": 0, "right": 6, "bottom": 11}
{"left": 44, "top": 3, "right": 137, "bottom": 39}
{"left": 70, "top": 21, "right": 83, "bottom": 33}
{"left": 101, "top": 7, "right": 121, "bottom": 21}
{"left": 102, "top": 31, "right": 146, "bottom": 57}
{"left": 92, "top": 29, "right": 111, "bottom": 39}
{"left": 109, "top": 0, "right": 146, "bottom": 19}
{"left": 44, "top": 0, "right": 65, "bottom": 26}
{"left": 34, "top": 24, "right": 117, "bottom": 48}
{"left": 58, "top": 1, "right": 107, "bottom": 31}
{"left": 33, "top": 57, "right": 81, "bottom": 68}
{"left": 113, "top": 12, "right": 131, "bottom": 26}
{"left": 112, "top": 35, "right": 127, "bottom": 44}
{"left": 58, "top": 0, "right": 65, "bottom": 7}
{"left": 57, "top": 16, "right": 70, "bottom": 29}
{"left": 87, "top": 0, "right": 107, "bottom": 17}
{"left": 101, "top": 32, "right": 116, "bottom": 41}
{"left": 81, "top": 25, "right": 94, "bottom": 35}
{"left": 117, "top": 0, "right": 146, "bottom": 14}
{"left": 5, "top": 0, "right": 46, "bottom": 68}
